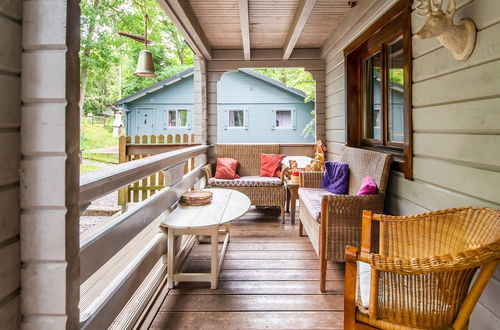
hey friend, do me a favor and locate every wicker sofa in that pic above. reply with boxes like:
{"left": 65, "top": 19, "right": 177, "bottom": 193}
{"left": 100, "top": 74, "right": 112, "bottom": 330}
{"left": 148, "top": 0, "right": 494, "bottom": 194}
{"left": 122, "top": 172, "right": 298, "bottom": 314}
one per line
{"left": 203, "top": 144, "right": 286, "bottom": 222}
{"left": 298, "top": 147, "right": 392, "bottom": 292}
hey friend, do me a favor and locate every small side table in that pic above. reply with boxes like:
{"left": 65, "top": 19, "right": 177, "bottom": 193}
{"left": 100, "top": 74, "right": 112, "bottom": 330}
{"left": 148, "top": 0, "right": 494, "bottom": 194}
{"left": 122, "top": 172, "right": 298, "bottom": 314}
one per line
{"left": 284, "top": 179, "right": 300, "bottom": 225}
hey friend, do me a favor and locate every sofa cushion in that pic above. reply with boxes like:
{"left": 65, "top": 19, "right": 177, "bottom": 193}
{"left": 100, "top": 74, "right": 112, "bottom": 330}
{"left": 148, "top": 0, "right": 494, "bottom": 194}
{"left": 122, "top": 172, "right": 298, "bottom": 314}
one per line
{"left": 209, "top": 176, "right": 282, "bottom": 187}
{"left": 298, "top": 188, "right": 332, "bottom": 222}
{"left": 215, "top": 157, "right": 240, "bottom": 179}
{"left": 357, "top": 261, "right": 371, "bottom": 312}
{"left": 260, "top": 153, "right": 285, "bottom": 177}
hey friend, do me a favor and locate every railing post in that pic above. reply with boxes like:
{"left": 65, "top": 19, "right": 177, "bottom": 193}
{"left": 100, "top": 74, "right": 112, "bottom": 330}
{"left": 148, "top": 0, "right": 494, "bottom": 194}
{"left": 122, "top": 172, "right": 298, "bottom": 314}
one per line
{"left": 118, "top": 135, "right": 128, "bottom": 210}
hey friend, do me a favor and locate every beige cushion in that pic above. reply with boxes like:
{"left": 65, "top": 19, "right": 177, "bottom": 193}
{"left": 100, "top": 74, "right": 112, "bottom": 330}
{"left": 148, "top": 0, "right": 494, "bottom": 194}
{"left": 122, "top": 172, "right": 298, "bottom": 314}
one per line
{"left": 209, "top": 176, "right": 282, "bottom": 187}
{"left": 298, "top": 188, "right": 332, "bottom": 222}
{"left": 357, "top": 261, "right": 371, "bottom": 311}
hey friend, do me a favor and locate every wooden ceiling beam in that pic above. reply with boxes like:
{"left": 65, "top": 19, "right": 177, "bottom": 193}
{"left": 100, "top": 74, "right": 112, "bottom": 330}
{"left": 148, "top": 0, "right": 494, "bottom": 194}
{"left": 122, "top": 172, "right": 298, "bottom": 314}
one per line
{"left": 212, "top": 48, "right": 321, "bottom": 61}
{"left": 157, "top": 0, "right": 212, "bottom": 60}
{"left": 238, "top": 0, "right": 251, "bottom": 60}
{"left": 282, "top": 0, "right": 317, "bottom": 60}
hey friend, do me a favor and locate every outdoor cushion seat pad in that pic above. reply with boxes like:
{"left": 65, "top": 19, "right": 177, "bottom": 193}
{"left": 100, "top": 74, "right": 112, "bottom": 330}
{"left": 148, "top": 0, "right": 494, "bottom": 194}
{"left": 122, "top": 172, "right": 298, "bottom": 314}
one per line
{"left": 209, "top": 176, "right": 282, "bottom": 187}
{"left": 357, "top": 261, "right": 371, "bottom": 311}
{"left": 298, "top": 188, "right": 332, "bottom": 222}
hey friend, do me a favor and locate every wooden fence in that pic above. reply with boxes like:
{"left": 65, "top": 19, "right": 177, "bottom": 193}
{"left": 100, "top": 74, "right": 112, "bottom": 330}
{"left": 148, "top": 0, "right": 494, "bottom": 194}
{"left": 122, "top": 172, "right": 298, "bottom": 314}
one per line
{"left": 118, "top": 134, "right": 200, "bottom": 206}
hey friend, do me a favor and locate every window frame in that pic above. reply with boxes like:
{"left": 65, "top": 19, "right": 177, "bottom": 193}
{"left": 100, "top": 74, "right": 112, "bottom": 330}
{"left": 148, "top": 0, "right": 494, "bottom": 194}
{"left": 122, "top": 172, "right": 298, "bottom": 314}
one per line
{"left": 228, "top": 109, "right": 246, "bottom": 129}
{"left": 273, "top": 108, "right": 295, "bottom": 129}
{"left": 167, "top": 109, "right": 189, "bottom": 128}
{"left": 344, "top": 0, "right": 413, "bottom": 179}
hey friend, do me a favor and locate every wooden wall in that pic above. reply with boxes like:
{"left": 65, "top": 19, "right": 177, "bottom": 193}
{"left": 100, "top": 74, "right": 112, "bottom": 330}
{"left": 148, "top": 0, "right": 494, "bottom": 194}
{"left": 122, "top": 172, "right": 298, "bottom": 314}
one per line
{"left": 322, "top": 0, "right": 500, "bottom": 328}
{"left": 0, "top": 1, "right": 21, "bottom": 327}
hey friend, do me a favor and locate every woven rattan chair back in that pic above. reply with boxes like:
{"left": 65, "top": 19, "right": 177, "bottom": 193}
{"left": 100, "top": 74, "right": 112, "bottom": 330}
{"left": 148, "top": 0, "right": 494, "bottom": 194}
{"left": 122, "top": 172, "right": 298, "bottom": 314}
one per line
{"left": 215, "top": 144, "right": 280, "bottom": 177}
{"left": 363, "top": 207, "right": 500, "bottom": 329}
{"left": 340, "top": 147, "right": 392, "bottom": 195}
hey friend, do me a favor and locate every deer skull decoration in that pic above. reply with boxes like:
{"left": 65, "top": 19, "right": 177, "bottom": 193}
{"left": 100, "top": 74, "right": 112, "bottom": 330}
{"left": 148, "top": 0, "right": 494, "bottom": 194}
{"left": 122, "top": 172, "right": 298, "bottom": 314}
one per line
{"left": 415, "top": 0, "right": 476, "bottom": 61}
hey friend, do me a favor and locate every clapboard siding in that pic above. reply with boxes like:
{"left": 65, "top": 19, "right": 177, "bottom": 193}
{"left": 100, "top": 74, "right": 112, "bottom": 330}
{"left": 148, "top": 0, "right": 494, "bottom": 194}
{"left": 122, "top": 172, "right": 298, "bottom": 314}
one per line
{"left": 0, "top": 4, "right": 21, "bottom": 329}
{"left": 322, "top": 0, "right": 500, "bottom": 328}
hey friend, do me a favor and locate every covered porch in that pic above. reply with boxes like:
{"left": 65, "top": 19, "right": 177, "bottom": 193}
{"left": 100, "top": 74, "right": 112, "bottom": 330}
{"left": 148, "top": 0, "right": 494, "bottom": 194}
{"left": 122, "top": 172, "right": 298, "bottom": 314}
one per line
{"left": 0, "top": 0, "right": 499, "bottom": 329}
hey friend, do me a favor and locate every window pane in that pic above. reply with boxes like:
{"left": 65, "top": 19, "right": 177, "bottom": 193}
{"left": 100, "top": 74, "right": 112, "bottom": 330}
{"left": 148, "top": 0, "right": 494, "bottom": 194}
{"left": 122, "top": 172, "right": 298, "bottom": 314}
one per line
{"left": 388, "top": 38, "right": 405, "bottom": 143}
{"left": 168, "top": 110, "right": 176, "bottom": 127}
{"left": 363, "top": 52, "right": 382, "bottom": 141}
{"left": 178, "top": 110, "right": 188, "bottom": 127}
{"left": 229, "top": 110, "right": 244, "bottom": 127}
{"left": 276, "top": 110, "right": 292, "bottom": 128}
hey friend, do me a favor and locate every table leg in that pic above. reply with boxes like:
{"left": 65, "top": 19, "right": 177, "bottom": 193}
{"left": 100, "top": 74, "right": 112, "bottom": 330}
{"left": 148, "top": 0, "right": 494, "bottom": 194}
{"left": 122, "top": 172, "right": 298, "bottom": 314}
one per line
{"left": 167, "top": 228, "right": 175, "bottom": 289}
{"left": 210, "top": 227, "right": 219, "bottom": 289}
{"left": 290, "top": 189, "right": 298, "bottom": 225}
{"left": 286, "top": 188, "right": 290, "bottom": 213}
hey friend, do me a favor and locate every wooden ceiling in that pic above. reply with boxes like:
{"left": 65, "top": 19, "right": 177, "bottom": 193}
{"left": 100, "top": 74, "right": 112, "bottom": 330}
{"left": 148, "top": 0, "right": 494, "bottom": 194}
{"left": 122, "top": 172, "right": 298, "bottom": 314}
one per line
{"left": 158, "top": 0, "right": 353, "bottom": 60}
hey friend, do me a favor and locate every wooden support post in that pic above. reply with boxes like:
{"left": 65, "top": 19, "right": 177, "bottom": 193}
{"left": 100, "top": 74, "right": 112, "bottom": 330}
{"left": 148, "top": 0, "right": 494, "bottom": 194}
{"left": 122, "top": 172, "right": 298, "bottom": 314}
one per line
{"left": 319, "top": 196, "right": 328, "bottom": 292}
{"left": 167, "top": 228, "right": 175, "bottom": 289}
{"left": 118, "top": 135, "right": 128, "bottom": 209}
{"left": 344, "top": 246, "right": 358, "bottom": 330}
{"left": 210, "top": 226, "right": 219, "bottom": 289}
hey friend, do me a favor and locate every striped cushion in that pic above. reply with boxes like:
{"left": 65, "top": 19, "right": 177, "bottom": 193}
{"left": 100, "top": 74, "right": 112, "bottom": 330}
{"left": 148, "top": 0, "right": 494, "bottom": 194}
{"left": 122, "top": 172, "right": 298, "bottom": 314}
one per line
{"left": 298, "top": 188, "right": 332, "bottom": 222}
{"left": 209, "top": 176, "right": 282, "bottom": 187}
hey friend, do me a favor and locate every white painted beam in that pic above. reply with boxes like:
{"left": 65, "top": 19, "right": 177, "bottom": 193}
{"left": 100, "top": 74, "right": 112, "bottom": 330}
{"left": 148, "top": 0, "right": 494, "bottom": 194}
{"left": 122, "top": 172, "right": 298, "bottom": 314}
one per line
{"left": 283, "top": 0, "right": 317, "bottom": 60}
{"left": 157, "top": 0, "right": 212, "bottom": 60}
{"left": 238, "top": 0, "right": 251, "bottom": 60}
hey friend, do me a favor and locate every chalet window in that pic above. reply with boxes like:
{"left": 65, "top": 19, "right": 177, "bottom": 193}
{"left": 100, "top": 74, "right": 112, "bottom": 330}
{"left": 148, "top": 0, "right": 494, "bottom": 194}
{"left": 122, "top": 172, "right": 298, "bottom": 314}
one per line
{"left": 275, "top": 110, "right": 292, "bottom": 128}
{"left": 345, "top": 0, "right": 412, "bottom": 179}
{"left": 167, "top": 109, "right": 188, "bottom": 128}
{"left": 228, "top": 110, "right": 245, "bottom": 128}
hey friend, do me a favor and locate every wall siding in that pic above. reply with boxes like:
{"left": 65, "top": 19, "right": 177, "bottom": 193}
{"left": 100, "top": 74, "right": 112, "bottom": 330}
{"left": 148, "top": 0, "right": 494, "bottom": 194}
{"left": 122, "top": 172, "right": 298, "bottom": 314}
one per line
{"left": 322, "top": 0, "right": 500, "bottom": 328}
{"left": 0, "top": 2, "right": 21, "bottom": 328}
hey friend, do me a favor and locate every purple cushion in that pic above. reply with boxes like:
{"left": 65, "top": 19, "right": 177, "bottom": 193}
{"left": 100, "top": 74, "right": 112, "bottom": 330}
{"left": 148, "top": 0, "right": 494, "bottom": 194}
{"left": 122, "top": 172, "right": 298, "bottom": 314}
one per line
{"left": 321, "top": 161, "right": 349, "bottom": 194}
{"left": 357, "top": 176, "right": 378, "bottom": 195}
{"left": 299, "top": 188, "right": 332, "bottom": 222}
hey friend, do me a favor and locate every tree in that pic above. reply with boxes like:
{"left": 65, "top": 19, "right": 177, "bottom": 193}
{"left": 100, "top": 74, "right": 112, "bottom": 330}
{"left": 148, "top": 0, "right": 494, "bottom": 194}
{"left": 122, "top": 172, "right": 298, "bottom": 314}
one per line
{"left": 79, "top": 0, "right": 194, "bottom": 116}
{"left": 255, "top": 68, "right": 316, "bottom": 138}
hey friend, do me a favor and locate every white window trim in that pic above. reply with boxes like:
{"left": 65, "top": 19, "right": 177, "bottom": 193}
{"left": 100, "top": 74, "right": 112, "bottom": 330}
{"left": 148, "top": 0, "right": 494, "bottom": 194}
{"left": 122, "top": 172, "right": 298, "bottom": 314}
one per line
{"left": 167, "top": 109, "right": 189, "bottom": 128}
{"left": 272, "top": 108, "right": 296, "bottom": 130}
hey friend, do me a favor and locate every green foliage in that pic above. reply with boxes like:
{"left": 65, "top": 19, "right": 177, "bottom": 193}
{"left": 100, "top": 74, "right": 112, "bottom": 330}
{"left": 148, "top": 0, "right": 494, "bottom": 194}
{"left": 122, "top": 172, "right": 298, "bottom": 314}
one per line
{"left": 83, "top": 152, "right": 119, "bottom": 164}
{"left": 80, "top": 0, "right": 194, "bottom": 115}
{"left": 81, "top": 121, "right": 118, "bottom": 150}
{"left": 81, "top": 164, "right": 105, "bottom": 173}
{"left": 254, "top": 68, "right": 316, "bottom": 138}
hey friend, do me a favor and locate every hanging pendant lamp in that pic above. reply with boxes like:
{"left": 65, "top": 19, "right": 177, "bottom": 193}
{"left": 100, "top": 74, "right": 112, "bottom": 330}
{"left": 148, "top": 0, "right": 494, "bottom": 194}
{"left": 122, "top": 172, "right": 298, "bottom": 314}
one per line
{"left": 134, "top": 14, "right": 157, "bottom": 78}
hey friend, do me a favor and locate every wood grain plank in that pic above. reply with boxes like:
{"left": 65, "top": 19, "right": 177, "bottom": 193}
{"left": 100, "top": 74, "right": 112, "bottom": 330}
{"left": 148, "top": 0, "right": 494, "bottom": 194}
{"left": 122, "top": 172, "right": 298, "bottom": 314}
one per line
{"left": 159, "top": 294, "right": 343, "bottom": 312}
{"left": 150, "top": 311, "right": 344, "bottom": 329}
{"left": 170, "top": 280, "right": 343, "bottom": 295}
{"left": 188, "top": 249, "right": 318, "bottom": 260}
{"left": 181, "top": 259, "right": 343, "bottom": 270}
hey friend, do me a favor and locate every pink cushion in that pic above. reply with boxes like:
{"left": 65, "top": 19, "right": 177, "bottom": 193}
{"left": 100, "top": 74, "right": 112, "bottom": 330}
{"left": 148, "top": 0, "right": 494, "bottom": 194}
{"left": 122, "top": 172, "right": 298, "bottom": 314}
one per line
{"left": 357, "top": 176, "right": 378, "bottom": 195}
{"left": 298, "top": 188, "right": 332, "bottom": 222}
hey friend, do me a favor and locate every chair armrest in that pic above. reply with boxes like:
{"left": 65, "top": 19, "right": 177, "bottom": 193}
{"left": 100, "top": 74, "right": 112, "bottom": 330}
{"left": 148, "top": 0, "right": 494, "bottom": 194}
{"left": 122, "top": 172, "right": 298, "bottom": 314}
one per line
{"left": 300, "top": 171, "right": 323, "bottom": 188}
{"left": 324, "top": 193, "right": 385, "bottom": 216}
{"left": 202, "top": 163, "right": 214, "bottom": 181}
{"left": 344, "top": 245, "right": 358, "bottom": 330}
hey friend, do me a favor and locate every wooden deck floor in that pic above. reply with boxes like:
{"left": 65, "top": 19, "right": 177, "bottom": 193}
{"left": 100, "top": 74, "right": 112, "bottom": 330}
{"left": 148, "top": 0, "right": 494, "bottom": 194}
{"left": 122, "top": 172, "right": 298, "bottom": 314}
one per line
{"left": 145, "top": 207, "right": 345, "bottom": 329}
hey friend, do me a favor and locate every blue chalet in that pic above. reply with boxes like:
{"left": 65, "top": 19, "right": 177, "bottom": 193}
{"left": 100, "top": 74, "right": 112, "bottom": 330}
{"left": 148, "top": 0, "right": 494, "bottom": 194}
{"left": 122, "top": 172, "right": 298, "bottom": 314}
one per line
{"left": 116, "top": 68, "right": 315, "bottom": 143}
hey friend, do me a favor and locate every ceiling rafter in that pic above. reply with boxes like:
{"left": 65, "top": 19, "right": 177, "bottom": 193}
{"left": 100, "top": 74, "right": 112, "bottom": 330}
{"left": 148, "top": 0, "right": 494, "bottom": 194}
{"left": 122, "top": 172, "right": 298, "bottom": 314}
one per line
{"left": 238, "top": 0, "right": 251, "bottom": 60}
{"left": 282, "top": 0, "right": 317, "bottom": 60}
{"left": 157, "top": 0, "right": 212, "bottom": 60}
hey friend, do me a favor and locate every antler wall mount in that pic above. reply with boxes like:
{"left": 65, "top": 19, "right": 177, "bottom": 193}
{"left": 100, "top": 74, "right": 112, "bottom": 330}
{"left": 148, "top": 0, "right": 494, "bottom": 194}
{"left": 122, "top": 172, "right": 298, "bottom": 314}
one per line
{"left": 415, "top": 0, "right": 476, "bottom": 61}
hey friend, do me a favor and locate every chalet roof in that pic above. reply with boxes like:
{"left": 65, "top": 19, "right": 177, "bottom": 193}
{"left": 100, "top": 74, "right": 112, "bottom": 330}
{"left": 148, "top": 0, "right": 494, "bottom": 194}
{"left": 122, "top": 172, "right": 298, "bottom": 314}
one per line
{"left": 116, "top": 67, "right": 308, "bottom": 105}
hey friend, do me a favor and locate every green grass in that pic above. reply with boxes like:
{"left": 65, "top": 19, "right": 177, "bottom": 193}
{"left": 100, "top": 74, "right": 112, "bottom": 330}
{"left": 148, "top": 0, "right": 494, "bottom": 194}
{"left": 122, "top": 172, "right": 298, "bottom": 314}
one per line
{"left": 81, "top": 121, "right": 118, "bottom": 150}
{"left": 83, "top": 152, "right": 119, "bottom": 164}
{"left": 80, "top": 164, "right": 104, "bottom": 173}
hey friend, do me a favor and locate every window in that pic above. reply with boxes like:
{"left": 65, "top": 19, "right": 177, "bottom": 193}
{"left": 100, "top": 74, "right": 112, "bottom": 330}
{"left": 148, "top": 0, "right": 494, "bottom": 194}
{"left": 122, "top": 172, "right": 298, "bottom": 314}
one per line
{"left": 275, "top": 110, "right": 292, "bottom": 128}
{"left": 228, "top": 110, "right": 245, "bottom": 128}
{"left": 345, "top": 0, "right": 412, "bottom": 179}
{"left": 167, "top": 109, "right": 188, "bottom": 128}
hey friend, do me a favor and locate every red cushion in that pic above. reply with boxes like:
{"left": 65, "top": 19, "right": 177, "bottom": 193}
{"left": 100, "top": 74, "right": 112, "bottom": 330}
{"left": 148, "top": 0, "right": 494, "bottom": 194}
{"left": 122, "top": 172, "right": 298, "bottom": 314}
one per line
{"left": 215, "top": 157, "right": 240, "bottom": 179}
{"left": 260, "top": 153, "right": 285, "bottom": 177}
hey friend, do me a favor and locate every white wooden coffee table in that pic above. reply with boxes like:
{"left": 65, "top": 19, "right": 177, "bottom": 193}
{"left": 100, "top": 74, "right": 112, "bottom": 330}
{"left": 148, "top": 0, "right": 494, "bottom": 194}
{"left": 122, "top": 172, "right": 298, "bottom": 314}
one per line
{"left": 160, "top": 189, "right": 250, "bottom": 289}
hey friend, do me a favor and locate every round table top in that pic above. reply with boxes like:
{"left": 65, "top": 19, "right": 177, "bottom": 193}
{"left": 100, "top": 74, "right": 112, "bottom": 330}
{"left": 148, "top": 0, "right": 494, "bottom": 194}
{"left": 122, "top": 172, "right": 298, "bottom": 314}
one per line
{"left": 161, "top": 189, "right": 251, "bottom": 229}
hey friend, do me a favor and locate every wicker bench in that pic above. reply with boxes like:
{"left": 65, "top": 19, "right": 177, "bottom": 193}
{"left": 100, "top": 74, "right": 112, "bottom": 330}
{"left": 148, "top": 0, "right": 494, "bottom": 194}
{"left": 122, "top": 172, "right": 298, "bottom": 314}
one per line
{"left": 203, "top": 144, "right": 286, "bottom": 222}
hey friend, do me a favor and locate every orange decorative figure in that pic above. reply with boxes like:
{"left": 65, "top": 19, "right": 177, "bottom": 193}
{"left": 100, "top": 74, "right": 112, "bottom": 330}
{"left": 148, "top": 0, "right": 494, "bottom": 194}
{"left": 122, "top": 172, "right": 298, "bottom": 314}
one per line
{"left": 305, "top": 140, "right": 327, "bottom": 171}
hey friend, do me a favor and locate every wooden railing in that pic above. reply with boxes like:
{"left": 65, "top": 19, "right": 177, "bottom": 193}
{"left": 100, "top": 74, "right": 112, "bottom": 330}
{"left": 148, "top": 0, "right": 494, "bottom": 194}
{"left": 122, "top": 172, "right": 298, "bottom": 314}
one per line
{"left": 118, "top": 134, "right": 200, "bottom": 206}
{"left": 79, "top": 144, "right": 208, "bottom": 329}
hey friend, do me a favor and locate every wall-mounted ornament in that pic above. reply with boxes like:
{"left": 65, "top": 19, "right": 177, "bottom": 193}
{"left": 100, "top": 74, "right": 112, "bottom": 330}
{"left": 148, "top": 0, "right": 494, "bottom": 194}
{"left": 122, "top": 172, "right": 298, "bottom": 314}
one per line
{"left": 415, "top": 0, "right": 476, "bottom": 61}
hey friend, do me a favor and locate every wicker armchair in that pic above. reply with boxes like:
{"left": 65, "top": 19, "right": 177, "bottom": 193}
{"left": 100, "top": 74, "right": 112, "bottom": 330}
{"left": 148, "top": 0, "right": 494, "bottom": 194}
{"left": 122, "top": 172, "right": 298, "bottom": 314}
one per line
{"left": 345, "top": 207, "right": 500, "bottom": 330}
{"left": 203, "top": 144, "right": 286, "bottom": 222}
{"left": 298, "top": 147, "right": 392, "bottom": 292}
